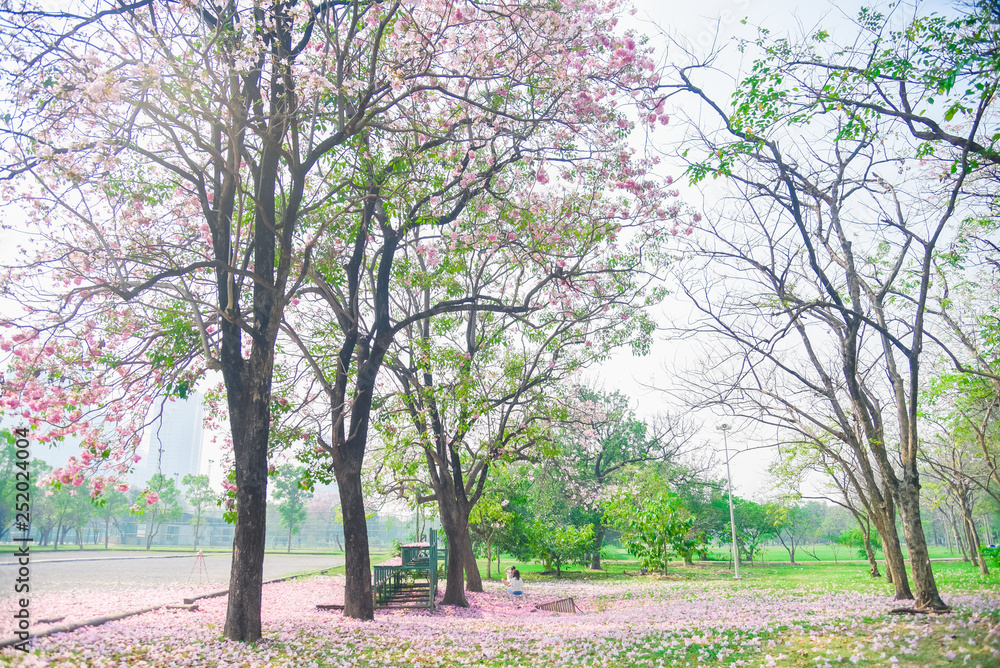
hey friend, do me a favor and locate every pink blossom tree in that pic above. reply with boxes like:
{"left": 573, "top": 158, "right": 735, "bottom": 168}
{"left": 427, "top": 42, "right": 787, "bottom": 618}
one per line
{"left": 3, "top": 0, "right": 672, "bottom": 640}
{"left": 0, "top": 0, "right": 670, "bottom": 628}
{"left": 257, "top": 0, "right": 673, "bottom": 615}
{"left": 364, "top": 195, "right": 676, "bottom": 603}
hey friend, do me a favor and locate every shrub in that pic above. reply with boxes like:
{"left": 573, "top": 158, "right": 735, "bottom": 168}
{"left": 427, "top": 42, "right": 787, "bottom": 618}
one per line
{"left": 980, "top": 545, "right": 1000, "bottom": 567}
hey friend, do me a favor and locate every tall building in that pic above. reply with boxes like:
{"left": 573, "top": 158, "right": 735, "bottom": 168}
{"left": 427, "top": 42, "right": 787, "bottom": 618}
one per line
{"left": 131, "top": 393, "right": 205, "bottom": 487}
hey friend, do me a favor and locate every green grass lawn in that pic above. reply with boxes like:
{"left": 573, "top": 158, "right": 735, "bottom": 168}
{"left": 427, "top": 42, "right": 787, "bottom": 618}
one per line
{"left": 471, "top": 544, "right": 1000, "bottom": 600}
{"left": 7, "top": 548, "right": 998, "bottom": 668}
{"left": 475, "top": 552, "right": 1000, "bottom": 591}
{"left": 466, "top": 556, "right": 1000, "bottom": 667}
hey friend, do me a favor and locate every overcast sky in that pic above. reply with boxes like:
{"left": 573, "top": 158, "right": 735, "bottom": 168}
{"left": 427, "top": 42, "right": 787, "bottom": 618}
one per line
{"left": 593, "top": 0, "right": 965, "bottom": 499}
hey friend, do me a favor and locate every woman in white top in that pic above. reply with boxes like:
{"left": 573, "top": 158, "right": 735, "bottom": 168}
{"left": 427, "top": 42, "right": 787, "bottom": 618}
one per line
{"left": 503, "top": 567, "right": 524, "bottom": 594}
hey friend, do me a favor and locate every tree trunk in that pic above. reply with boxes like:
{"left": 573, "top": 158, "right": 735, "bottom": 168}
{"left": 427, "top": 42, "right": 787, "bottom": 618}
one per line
{"left": 896, "top": 476, "right": 948, "bottom": 609}
{"left": 485, "top": 540, "right": 492, "bottom": 580}
{"left": 222, "top": 370, "right": 271, "bottom": 642}
{"left": 460, "top": 528, "right": 483, "bottom": 592}
{"left": 434, "top": 479, "right": 482, "bottom": 599}
{"left": 941, "top": 511, "right": 954, "bottom": 555}
{"left": 590, "top": 523, "right": 605, "bottom": 570}
{"left": 962, "top": 512, "right": 988, "bottom": 576}
{"left": 963, "top": 519, "right": 980, "bottom": 568}
{"left": 193, "top": 509, "right": 202, "bottom": 552}
{"left": 437, "top": 490, "right": 470, "bottom": 608}
{"left": 860, "top": 527, "right": 881, "bottom": 577}
{"left": 439, "top": 515, "right": 469, "bottom": 607}
{"left": 951, "top": 512, "right": 969, "bottom": 561}
{"left": 870, "top": 503, "right": 912, "bottom": 599}
{"left": 333, "top": 453, "right": 374, "bottom": 620}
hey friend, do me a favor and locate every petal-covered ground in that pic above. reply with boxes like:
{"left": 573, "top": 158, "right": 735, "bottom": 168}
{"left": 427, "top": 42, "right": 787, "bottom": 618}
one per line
{"left": 1, "top": 574, "right": 998, "bottom": 667}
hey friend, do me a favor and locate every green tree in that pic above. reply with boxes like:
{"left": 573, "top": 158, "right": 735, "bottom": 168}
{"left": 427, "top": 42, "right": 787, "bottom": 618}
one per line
{"left": 273, "top": 466, "right": 312, "bottom": 554}
{"left": 802, "top": 503, "right": 852, "bottom": 564}
{"left": 363, "top": 200, "right": 669, "bottom": 607}
{"left": 606, "top": 488, "right": 702, "bottom": 575}
{"left": 182, "top": 474, "right": 216, "bottom": 552}
{"left": 94, "top": 489, "right": 130, "bottom": 549}
{"left": 141, "top": 474, "right": 183, "bottom": 550}
{"left": 656, "top": 1, "right": 1000, "bottom": 607}
{"left": 839, "top": 527, "right": 883, "bottom": 561}
{"left": 769, "top": 500, "right": 824, "bottom": 565}
{"left": 528, "top": 520, "right": 594, "bottom": 579}
{"left": 0, "top": 431, "right": 22, "bottom": 541}
{"left": 43, "top": 472, "right": 95, "bottom": 551}
{"left": 557, "top": 389, "right": 691, "bottom": 570}
{"left": 486, "top": 467, "right": 536, "bottom": 574}
{"left": 715, "top": 498, "right": 776, "bottom": 566}
{"left": 63, "top": 489, "right": 95, "bottom": 549}
{"left": 28, "top": 461, "right": 55, "bottom": 546}
{"left": 469, "top": 489, "right": 515, "bottom": 581}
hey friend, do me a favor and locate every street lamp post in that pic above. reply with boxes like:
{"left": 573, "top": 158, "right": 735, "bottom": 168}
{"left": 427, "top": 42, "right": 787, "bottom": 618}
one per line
{"left": 719, "top": 424, "right": 740, "bottom": 580}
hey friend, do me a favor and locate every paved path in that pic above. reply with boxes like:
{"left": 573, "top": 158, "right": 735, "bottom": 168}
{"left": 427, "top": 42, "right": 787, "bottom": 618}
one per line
{"left": 0, "top": 551, "right": 344, "bottom": 594}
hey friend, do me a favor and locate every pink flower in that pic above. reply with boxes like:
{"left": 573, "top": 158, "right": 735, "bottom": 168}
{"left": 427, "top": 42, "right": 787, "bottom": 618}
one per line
{"left": 145, "top": 491, "right": 160, "bottom": 505}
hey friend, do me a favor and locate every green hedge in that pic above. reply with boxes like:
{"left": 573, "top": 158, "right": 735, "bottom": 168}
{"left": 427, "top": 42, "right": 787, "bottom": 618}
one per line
{"left": 980, "top": 545, "right": 1000, "bottom": 567}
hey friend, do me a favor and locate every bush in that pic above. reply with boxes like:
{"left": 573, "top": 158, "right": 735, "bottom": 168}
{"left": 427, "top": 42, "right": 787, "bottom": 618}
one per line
{"left": 980, "top": 545, "right": 1000, "bottom": 567}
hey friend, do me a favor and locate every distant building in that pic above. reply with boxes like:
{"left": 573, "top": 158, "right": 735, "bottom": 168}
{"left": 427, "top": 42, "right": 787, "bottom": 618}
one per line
{"left": 131, "top": 394, "right": 205, "bottom": 487}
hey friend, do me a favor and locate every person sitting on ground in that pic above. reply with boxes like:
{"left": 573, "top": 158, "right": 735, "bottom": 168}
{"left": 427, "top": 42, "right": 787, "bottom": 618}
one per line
{"left": 503, "top": 566, "right": 524, "bottom": 595}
